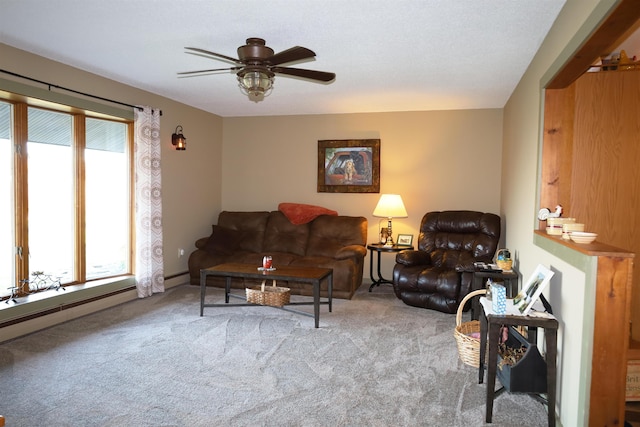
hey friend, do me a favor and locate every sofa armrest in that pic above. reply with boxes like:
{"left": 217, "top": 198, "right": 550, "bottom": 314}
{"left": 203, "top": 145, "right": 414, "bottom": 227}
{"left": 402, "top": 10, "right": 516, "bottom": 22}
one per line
{"left": 334, "top": 245, "right": 367, "bottom": 260}
{"left": 395, "top": 250, "right": 432, "bottom": 267}
{"left": 195, "top": 237, "right": 210, "bottom": 250}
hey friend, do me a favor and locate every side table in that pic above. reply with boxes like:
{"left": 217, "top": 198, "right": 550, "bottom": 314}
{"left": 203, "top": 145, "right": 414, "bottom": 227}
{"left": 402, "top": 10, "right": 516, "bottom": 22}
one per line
{"left": 367, "top": 243, "right": 412, "bottom": 292}
{"left": 471, "top": 269, "right": 518, "bottom": 320}
{"left": 478, "top": 297, "right": 558, "bottom": 426}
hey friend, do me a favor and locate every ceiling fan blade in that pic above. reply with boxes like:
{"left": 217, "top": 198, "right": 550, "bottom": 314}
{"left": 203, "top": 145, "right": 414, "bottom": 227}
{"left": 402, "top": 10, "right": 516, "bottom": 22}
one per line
{"left": 273, "top": 67, "right": 336, "bottom": 82}
{"left": 267, "top": 46, "right": 316, "bottom": 65}
{"left": 177, "top": 67, "right": 241, "bottom": 76}
{"left": 185, "top": 47, "right": 243, "bottom": 64}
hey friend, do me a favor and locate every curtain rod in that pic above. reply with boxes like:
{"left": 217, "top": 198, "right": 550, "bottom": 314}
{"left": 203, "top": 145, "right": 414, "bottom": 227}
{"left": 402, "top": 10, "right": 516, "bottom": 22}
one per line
{"left": 0, "top": 69, "right": 162, "bottom": 116}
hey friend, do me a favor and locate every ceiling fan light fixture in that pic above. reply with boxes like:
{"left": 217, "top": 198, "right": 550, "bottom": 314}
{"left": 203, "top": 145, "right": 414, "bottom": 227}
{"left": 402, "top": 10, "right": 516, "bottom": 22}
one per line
{"left": 181, "top": 38, "right": 334, "bottom": 101}
{"left": 237, "top": 69, "right": 274, "bottom": 99}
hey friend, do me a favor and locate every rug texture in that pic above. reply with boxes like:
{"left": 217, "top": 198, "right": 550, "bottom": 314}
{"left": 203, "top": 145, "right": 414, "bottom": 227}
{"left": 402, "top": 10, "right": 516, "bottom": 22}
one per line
{"left": 0, "top": 283, "right": 549, "bottom": 426}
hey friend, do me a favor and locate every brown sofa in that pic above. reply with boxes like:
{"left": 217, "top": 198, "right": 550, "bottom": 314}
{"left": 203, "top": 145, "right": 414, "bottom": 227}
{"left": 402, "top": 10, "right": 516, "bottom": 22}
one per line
{"left": 188, "top": 210, "right": 368, "bottom": 299}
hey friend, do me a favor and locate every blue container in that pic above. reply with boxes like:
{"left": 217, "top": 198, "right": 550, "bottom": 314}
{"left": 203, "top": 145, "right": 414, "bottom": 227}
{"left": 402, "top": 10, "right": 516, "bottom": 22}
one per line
{"left": 492, "top": 283, "right": 506, "bottom": 314}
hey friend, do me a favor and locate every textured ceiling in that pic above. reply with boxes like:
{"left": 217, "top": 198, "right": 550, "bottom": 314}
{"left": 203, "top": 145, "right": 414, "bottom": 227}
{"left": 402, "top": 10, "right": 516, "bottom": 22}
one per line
{"left": 0, "top": 0, "right": 566, "bottom": 117}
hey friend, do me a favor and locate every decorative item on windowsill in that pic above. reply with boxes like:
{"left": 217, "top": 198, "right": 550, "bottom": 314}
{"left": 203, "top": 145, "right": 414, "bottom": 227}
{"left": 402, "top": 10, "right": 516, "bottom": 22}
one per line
{"left": 5, "top": 271, "right": 66, "bottom": 304}
{"left": 495, "top": 248, "right": 513, "bottom": 271}
{"left": 372, "top": 194, "right": 408, "bottom": 246}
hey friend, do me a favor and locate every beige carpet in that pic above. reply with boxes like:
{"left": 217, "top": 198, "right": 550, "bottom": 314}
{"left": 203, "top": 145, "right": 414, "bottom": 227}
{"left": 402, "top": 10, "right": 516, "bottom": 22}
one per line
{"left": 0, "top": 283, "right": 549, "bottom": 426}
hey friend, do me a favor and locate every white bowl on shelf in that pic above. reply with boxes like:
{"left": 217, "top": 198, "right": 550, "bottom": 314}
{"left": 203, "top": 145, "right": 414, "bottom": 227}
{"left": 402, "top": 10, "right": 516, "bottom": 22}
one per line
{"left": 570, "top": 231, "right": 597, "bottom": 244}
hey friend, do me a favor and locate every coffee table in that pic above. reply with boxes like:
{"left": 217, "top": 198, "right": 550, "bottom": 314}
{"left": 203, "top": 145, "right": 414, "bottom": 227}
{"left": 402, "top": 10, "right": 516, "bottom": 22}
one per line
{"left": 200, "top": 263, "right": 333, "bottom": 328}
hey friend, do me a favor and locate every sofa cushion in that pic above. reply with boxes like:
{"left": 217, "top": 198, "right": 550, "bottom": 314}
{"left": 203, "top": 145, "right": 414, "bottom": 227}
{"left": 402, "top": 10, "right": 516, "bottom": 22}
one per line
{"left": 278, "top": 202, "right": 338, "bottom": 225}
{"left": 263, "top": 211, "right": 310, "bottom": 256}
{"left": 217, "top": 211, "right": 270, "bottom": 252}
{"left": 204, "top": 225, "right": 244, "bottom": 254}
{"left": 306, "top": 215, "right": 367, "bottom": 257}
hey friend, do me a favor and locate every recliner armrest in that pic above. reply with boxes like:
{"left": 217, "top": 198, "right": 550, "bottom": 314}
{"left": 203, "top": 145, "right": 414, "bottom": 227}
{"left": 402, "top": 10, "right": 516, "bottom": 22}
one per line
{"left": 335, "top": 245, "right": 367, "bottom": 260}
{"left": 395, "top": 250, "right": 431, "bottom": 266}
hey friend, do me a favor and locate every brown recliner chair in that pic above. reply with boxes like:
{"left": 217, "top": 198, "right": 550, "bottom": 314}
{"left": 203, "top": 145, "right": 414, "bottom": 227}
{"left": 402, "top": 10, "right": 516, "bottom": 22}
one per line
{"left": 392, "top": 211, "right": 501, "bottom": 314}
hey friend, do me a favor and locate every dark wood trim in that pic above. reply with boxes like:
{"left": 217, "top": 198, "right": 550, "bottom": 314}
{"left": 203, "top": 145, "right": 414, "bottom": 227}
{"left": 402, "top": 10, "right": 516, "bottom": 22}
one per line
{"left": 547, "top": 0, "right": 640, "bottom": 89}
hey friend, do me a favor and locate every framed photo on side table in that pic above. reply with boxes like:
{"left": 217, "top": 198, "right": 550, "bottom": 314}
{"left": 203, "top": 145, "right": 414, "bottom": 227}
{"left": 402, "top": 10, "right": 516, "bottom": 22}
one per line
{"left": 397, "top": 234, "right": 413, "bottom": 246}
{"left": 513, "top": 264, "right": 554, "bottom": 315}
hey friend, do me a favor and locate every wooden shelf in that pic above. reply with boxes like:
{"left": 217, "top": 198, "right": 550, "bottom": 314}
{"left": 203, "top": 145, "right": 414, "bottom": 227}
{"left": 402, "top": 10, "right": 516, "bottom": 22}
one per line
{"left": 534, "top": 230, "right": 634, "bottom": 259}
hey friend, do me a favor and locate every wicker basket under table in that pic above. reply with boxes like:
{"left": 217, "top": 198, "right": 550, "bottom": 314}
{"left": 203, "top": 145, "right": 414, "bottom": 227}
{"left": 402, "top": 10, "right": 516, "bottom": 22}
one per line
{"left": 454, "top": 289, "right": 487, "bottom": 368}
{"left": 246, "top": 279, "right": 291, "bottom": 307}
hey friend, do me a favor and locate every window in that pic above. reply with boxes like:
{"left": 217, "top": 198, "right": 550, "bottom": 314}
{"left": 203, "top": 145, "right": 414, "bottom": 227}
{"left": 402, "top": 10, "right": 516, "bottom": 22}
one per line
{"left": 27, "top": 108, "right": 74, "bottom": 283}
{"left": 0, "top": 102, "right": 13, "bottom": 292}
{"left": 84, "top": 118, "right": 130, "bottom": 279}
{"left": 0, "top": 100, "right": 133, "bottom": 298}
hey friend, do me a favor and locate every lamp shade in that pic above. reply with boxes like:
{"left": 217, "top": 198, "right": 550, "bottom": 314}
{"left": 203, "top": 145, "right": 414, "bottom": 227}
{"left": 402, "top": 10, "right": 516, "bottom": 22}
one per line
{"left": 373, "top": 194, "right": 408, "bottom": 218}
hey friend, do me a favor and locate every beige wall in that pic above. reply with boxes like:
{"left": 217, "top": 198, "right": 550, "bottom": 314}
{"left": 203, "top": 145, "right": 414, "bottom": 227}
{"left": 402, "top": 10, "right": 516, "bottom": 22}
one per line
{"left": 221, "top": 110, "right": 503, "bottom": 274}
{"left": 0, "top": 43, "right": 224, "bottom": 278}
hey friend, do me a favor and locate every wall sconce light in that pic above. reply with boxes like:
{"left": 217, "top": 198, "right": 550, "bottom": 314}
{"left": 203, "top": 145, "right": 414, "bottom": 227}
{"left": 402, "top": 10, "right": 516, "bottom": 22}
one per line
{"left": 171, "top": 125, "right": 186, "bottom": 151}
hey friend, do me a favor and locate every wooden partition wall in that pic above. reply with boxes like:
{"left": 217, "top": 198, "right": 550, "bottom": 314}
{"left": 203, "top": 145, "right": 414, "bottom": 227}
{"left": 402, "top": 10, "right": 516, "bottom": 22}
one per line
{"left": 537, "top": 2, "right": 640, "bottom": 423}
{"left": 541, "top": 69, "right": 640, "bottom": 338}
{"left": 540, "top": 68, "right": 638, "bottom": 425}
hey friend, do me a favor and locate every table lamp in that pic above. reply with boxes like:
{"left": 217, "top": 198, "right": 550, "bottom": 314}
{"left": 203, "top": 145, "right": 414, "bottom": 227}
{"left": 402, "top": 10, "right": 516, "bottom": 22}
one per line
{"left": 373, "top": 194, "right": 408, "bottom": 246}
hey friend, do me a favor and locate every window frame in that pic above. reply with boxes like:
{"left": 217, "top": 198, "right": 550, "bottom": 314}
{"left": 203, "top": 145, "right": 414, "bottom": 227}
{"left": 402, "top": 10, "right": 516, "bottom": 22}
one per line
{"left": 1, "top": 94, "right": 134, "bottom": 299}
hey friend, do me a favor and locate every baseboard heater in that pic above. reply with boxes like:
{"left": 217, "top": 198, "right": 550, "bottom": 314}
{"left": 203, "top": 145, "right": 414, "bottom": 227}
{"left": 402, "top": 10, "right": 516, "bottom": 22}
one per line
{"left": 0, "top": 285, "right": 136, "bottom": 329}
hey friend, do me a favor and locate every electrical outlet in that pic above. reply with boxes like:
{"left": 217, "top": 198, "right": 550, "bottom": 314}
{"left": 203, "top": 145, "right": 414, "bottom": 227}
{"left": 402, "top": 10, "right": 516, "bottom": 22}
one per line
{"left": 178, "top": 248, "right": 185, "bottom": 258}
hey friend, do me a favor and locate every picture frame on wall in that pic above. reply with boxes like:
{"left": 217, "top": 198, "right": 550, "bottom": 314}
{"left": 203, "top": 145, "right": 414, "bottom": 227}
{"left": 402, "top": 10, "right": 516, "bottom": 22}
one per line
{"left": 317, "top": 139, "right": 380, "bottom": 193}
{"left": 397, "top": 234, "right": 413, "bottom": 246}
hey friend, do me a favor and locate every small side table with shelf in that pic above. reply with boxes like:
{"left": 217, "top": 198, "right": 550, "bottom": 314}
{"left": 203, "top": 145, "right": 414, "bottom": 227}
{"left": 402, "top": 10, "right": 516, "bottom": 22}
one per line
{"left": 367, "top": 243, "right": 412, "bottom": 292}
{"left": 478, "top": 297, "right": 558, "bottom": 426}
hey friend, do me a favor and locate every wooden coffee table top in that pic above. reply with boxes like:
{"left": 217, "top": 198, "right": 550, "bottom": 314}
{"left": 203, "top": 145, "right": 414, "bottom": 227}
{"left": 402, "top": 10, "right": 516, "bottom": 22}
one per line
{"left": 202, "top": 263, "right": 332, "bottom": 282}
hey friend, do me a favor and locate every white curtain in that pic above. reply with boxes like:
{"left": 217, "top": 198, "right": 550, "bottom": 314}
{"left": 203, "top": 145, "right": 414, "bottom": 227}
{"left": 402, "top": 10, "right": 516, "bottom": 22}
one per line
{"left": 133, "top": 107, "right": 164, "bottom": 297}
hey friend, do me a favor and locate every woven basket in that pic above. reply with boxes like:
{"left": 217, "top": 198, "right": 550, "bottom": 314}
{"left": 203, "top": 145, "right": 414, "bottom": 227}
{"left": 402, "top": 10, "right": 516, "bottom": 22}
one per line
{"left": 246, "top": 280, "right": 290, "bottom": 307}
{"left": 454, "top": 289, "right": 487, "bottom": 368}
{"left": 496, "top": 259, "right": 513, "bottom": 271}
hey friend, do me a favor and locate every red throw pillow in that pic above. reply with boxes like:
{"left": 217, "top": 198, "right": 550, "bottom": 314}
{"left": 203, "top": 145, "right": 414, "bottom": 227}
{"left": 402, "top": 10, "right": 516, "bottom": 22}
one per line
{"left": 278, "top": 203, "right": 338, "bottom": 225}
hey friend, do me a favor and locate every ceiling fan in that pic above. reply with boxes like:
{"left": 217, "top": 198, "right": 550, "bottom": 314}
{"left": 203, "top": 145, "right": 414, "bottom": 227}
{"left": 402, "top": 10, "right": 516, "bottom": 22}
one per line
{"left": 178, "top": 37, "right": 336, "bottom": 100}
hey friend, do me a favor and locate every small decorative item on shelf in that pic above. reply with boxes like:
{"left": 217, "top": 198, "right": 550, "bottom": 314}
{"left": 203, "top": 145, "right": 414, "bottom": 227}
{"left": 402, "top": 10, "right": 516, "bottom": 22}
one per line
{"left": 562, "top": 222, "right": 584, "bottom": 240}
{"left": 258, "top": 255, "right": 275, "bottom": 271}
{"left": 486, "top": 278, "right": 493, "bottom": 301}
{"left": 495, "top": 249, "right": 513, "bottom": 271}
{"left": 537, "top": 204, "right": 563, "bottom": 221}
{"left": 569, "top": 231, "right": 598, "bottom": 244}
{"left": 492, "top": 283, "right": 507, "bottom": 315}
{"left": 262, "top": 255, "right": 273, "bottom": 269}
{"left": 546, "top": 217, "right": 576, "bottom": 236}
{"left": 380, "top": 227, "right": 388, "bottom": 244}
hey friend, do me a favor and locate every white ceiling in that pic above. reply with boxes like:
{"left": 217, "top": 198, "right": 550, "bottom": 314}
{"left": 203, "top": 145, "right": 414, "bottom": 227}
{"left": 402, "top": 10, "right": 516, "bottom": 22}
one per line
{"left": 0, "top": 0, "right": 566, "bottom": 117}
